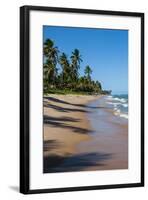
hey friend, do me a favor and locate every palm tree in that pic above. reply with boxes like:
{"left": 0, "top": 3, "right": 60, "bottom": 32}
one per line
{"left": 70, "top": 49, "right": 82, "bottom": 82}
{"left": 59, "top": 53, "right": 70, "bottom": 86}
{"left": 84, "top": 65, "right": 92, "bottom": 81}
{"left": 44, "top": 39, "right": 59, "bottom": 65}
{"left": 96, "top": 80, "right": 102, "bottom": 90}
{"left": 43, "top": 59, "right": 55, "bottom": 89}
{"left": 43, "top": 39, "right": 59, "bottom": 86}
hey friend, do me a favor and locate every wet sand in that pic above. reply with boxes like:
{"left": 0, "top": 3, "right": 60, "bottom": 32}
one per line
{"left": 43, "top": 94, "right": 128, "bottom": 173}
{"left": 77, "top": 97, "right": 128, "bottom": 170}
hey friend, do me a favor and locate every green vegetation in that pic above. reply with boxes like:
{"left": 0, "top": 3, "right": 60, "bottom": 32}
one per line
{"left": 43, "top": 38, "right": 111, "bottom": 95}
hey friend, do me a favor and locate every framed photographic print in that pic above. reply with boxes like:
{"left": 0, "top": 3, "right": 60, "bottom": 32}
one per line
{"left": 20, "top": 5, "right": 144, "bottom": 194}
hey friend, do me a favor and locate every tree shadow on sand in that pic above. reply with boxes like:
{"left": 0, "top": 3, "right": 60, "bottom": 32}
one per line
{"left": 44, "top": 139, "right": 62, "bottom": 152}
{"left": 43, "top": 152, "right": 112, "bottom": 173}
{"left": 44, "top": 116, "right": 80, "bottom": 123}
{"left": 44, "top": 101, "right": 89, "bottom": 113}
{"left": 44, "top": 96, "right": 107, "bottom": 109}
{"left": 44, "top": 115, "right": 93, "bottom": 134}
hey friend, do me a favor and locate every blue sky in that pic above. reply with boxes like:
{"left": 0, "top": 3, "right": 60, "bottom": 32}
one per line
{"left": 43, "top": 26, "right": 128, "bottom": 94}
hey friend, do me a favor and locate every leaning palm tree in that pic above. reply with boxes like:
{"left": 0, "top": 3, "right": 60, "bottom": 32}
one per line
{"left": 43, "top": 59, "right": 55, "bottom": 90}
{"left": 70, "top": 49, "right": 82, "bottom": 82}
{"left": 59, "top": 53, "right": 70, "bottom": 86}
{"left": 43, "top": 39, "right": 59, "bottom": 86}
{"left": 84, "top": 65, "right": 92, "bottom": 81}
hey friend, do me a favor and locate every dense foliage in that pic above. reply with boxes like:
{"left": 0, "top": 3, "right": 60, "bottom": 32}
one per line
{"left": 43, "top": 38, "right": 111, "bottom": 95}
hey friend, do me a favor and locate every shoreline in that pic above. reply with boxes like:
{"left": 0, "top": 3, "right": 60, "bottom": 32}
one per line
{"left": 43, "top": 94, "right": 128, "bottom": 173}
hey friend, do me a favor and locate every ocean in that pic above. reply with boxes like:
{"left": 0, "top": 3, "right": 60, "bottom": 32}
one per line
{"left": 106, "top": 94, "right": 128, "bottom": 119}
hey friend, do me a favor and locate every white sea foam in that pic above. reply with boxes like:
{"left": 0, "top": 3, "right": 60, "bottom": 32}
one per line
{"left": 106, "top": 96, "right": 128, "bottom": 119}
{"left": 106, "top": 94, "right": 128, "bottom": 119}
{"left": 119, "top": 113, "right": 128, "bottom": 119}
{"left": 107, "top": 102, "right": 121, "bottom": 106}
{"left": 120, "top": 98, "right": 127, "bottom": 103}
{"left": 115, "top": 109, "right": 120, "bottom": 114}
{"left": 107, "top": 95, "right": 127, "bottom": 103}
{"left": 112, "top": 97, "right": 127, "bottom": 103}
{"left": 106, "top": 96, "right": 113, "bottom": 101}
{"left": 114, "top": 107, "right": 120, "bottom": 112}
{"left": 114, "top": 110, "right": 128, "bottom": 119}
{"left": 122, "top": 103, "right": 128, "bottom": 108}
{"left": 114, "top": 97, "right": 121, "bottom": 101}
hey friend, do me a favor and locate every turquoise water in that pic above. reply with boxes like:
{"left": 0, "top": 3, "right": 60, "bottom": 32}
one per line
{"left": 106, "top": 94, "right": 128, "bottom": 119}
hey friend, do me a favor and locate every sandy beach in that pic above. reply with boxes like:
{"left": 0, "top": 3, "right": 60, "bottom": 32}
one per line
{"left": 43, "top": 94, "right": 128, "bottom": 173}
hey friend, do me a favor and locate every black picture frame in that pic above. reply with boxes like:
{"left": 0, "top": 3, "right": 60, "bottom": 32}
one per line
{"left": 20, "top": 5, "right": 144, "bottom": 194}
